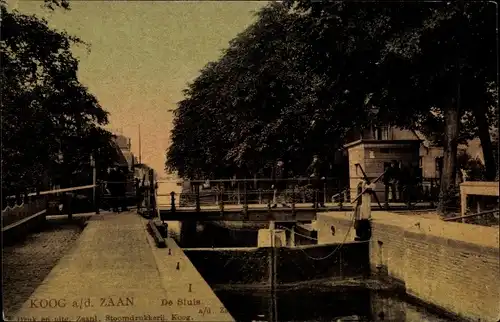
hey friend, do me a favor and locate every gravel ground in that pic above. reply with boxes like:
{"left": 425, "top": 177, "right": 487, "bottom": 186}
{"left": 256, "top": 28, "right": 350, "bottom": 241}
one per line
{"left": 2, "top": 217, "right": 89, "bottom": 317}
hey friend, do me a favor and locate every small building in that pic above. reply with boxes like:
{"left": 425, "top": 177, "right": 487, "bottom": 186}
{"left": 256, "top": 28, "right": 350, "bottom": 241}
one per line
{"left": 344, "top": 138, "right": 421, "bottom": 202}
{"left": 343, "top": 125, "right": 488, "bottom": 201}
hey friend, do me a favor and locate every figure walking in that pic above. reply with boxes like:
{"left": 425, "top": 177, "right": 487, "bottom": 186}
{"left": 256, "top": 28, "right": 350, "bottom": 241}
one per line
{"left": 271, "top": 158, "right": 290, "bottom": 208}
{"left": 307, "top": 154, "right": 326, "bottom": 208}
{"left": 107, "top": 167, "right": 121, "bottom": 212}
{"left": 117, "top": 167, "right": 128, "bottom": 212}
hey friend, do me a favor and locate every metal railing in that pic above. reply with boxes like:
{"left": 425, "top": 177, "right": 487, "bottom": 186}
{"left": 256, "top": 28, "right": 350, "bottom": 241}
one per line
{"left": 155, "top": 176, "right": 440, "bottom": 211}
{"left": 444, "top": 208, "right": 499, "bottom": 226}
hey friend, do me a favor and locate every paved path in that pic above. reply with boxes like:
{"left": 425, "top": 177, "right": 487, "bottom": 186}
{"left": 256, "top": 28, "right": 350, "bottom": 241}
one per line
{"left": 14, "top": 212, "right": 234, "bottom": 322}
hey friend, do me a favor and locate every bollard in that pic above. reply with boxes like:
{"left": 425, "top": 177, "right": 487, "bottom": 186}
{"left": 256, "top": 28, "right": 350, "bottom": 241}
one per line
{"left": 170, "top": 191, "right": 176, "bottom": 212}
{"left": 176, "top": 262, "right": 180, "bottom": 270}
{"left": 168, "top": 248, "right": 172, "bottom": 255}
{"left": 355, "top": 182, "right": 374, "bottom": 241}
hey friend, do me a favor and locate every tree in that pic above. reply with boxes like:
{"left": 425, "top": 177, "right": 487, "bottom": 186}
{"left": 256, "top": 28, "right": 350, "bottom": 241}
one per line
{"left": 167, "top": 0, "right": 497, "bottom": 217}
{"left": 1, "top": 1, "right": 118, "bottom": 194}
{"left": 286, "top": 0, "right": 497, "bottom": 214}
{"left": 166, "top": 3, "right": 358, "bottom": 179}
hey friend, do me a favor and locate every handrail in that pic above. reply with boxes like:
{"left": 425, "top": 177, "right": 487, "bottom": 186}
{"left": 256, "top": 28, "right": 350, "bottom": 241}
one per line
{"left": 4, "top": 184, "right": 97, "bottom": 200}
{"left": 157, "top": 177, "right": 341, "bottom": 183}
{"left": 37, "top": 184, "right": 96, "bottom": 195}
{"left": 443, "top": 209, "right": 499, "bottom": 222}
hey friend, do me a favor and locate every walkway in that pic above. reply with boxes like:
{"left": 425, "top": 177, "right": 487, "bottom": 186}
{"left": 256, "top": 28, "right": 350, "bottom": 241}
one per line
{"left": 14, "top": 212, "right": 234, "bottom": 322}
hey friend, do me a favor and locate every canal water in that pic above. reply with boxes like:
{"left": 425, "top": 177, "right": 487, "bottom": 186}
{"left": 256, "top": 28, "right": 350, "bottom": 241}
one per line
{"left": 168, "top": 221, "right": 456, "bottom": 322}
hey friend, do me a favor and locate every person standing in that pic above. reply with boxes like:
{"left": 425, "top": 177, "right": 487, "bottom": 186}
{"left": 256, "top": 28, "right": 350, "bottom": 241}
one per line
{"left": 307, "top": 155, "right": 326, "bottom": 208}
{"left": 107, "top": 167, "right": 120, "bottom": 212}
{"left": 271, "top": 158, "right": 290, "bottom": 208}
{"left": 117, "top": 167, "right": 128, "bottom": 212}
{"left": 383, "top": 160, "right": 400, "bottom": 204}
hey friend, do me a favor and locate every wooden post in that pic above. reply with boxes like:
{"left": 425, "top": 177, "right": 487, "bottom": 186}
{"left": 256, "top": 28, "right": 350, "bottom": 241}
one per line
{"left": 67, "top": 193, "right": 73, "bottom": 220}
{"left": 243, "top": 179, "right": 248, "bottom": 218}
{"left": 170, "top": 191, "right": 176, "bottom": 212}
{"left": 323, "top": 182, "right": 327, "bottom": 205}
{"left": 460, "top": 188, "right": 467, "bottom": 223}
{"left": 237, "top": 182, "right": 241, "bottom": 205}
{"left": 195, "top": 184, "right": 201, "bottom": 212}
{"left": 148, "top": 169, "right": 156, "bottom": 217}
{"left": 268, "top": 219, "right": 278, "bottom": 322}
{"left": 289, "top": 225, "right": 296, "bottom": 247}
{"left": 145, "top": 183, "right": 151, "bottom": 216}
{"left": 95, "top": 181, "right": 100, "bottom": 215}
{"left": 219, "top": 189, "right": 225, "bottom": 213}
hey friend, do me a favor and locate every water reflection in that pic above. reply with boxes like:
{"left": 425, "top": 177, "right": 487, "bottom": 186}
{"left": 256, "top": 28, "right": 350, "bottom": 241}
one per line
{"left": 215, "top": 288, "right": 452, "bottom": 322}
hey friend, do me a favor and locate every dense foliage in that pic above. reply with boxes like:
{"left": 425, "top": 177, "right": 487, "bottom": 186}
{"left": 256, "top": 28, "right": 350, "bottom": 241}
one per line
{"left": 166, "top": 1, "right": 497, "bottom": 212}
{"left": 1, "top": 0, "right": 118, "bottom": 194}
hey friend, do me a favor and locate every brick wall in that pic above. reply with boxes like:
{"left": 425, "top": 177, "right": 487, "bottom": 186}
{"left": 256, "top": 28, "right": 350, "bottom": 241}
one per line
{"left": 370, "top": 214, "right": 500, "bottom": 321}
{"left": 318, "top": 211, "right": 500, "bottom": 321}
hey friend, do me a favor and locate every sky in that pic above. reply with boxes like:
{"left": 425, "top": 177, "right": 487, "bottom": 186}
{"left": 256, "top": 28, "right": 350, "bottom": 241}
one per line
{"left": 10, "top": 0, "right": 267, "bottom": 178}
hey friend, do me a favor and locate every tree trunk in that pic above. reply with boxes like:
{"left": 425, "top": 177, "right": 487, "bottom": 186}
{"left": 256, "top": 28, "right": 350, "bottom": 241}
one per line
{"left": 472, "top": 104, "right": 497, "bottom": 181}
{"left": 438, "top": 102, "right": 459, "bottom": 215}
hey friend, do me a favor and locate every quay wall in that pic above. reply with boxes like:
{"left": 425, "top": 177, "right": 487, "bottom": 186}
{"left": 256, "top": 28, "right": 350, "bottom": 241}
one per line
{"left": 184, "top": 242, "right": 369, "bottom": 286}
{"left": 317, "top": 211, "right": 500, "bottom": 321}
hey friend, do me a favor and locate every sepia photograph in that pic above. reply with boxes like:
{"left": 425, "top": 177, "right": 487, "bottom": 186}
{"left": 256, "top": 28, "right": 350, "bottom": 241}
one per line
{"left": 1, "top": 0, "right": 499, "bottom": 321}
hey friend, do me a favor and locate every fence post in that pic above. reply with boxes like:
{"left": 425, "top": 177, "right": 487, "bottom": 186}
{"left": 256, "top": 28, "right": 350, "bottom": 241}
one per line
{"left": 67, "top": 193, "right": 73, "bottom": 220}
{"left": 145, "top": 184, "right": 151, "bottom": 216}
{"left": 429, "top": 179, "right": 435, "bottom": 208}
{"left": 237, "top": 182, "right": 241, "bottom": 205}
{"left": 219, "top": 189, "right": 225, "bottom": 213}
{"left": 170, "top": 191, "right": 176, "bottom": 213}
{"left": 323, "top": 182, "right": 327, "bottom": 205}
{"left": 95, "top": 181, "right": 101, "bottom": 214}
{"left": 195, "top": 184, "right": 201, "bottom": 213}
{"left": 148, "top": 169, "right": 156, "bottom": 217}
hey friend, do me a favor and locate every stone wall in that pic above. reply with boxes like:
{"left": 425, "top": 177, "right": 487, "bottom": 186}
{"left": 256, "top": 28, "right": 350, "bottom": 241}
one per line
{"left": 318, "top": 211, "right": 500, "bottom": 321}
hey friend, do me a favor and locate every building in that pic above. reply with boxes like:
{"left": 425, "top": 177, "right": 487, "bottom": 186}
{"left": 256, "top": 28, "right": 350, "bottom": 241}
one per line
{"left": 343, "top": 125, "right": 487, "bottom": 201}
{"left": 111, "top": 134, "right": 136, "bottom": 171}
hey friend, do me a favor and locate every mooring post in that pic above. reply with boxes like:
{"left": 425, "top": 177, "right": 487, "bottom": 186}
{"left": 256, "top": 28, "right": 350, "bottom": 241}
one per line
{"left": 355, "top": 181, "right": 375, "bottom": 241}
